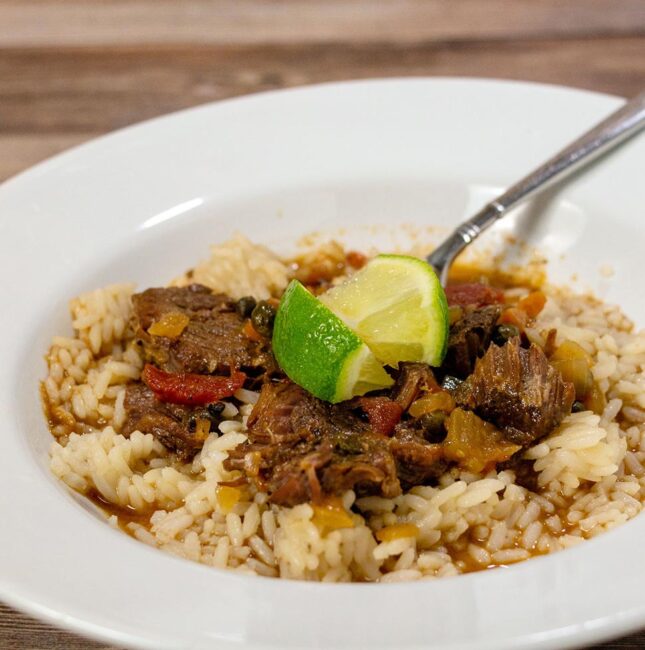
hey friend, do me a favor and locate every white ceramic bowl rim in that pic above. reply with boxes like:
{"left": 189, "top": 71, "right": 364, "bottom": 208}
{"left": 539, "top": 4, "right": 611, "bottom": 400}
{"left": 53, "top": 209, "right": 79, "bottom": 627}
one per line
{"left": 0, "top": 78, "right": 644, "bottom": 650}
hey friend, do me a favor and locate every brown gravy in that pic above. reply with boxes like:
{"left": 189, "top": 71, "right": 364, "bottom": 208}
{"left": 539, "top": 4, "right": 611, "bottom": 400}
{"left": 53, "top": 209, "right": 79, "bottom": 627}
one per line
{"left": 86, "top": 488, "right": 155, "bottom": 536}
{"left": 448, "top": 261, "right": 546, "bottom": 290}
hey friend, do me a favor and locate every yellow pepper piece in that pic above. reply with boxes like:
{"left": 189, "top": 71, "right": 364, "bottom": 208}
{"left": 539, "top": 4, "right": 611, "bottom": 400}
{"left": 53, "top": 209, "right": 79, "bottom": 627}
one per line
{"left": 148, "top": 311, "right": 190, "bottom": 338}
{"left": 217, "top": 486, "right": 241, "bottom": 514}
{"left": 312, "top": 498, "right": 354, "bottom": 534}
{"left": 551, "top": 339, "right": 593, "bottom": 367}
{"left": 444, "top": 408, "right": 521, "bottom": 473}
{"left": 194, "top": 418, "right": 211, "bottom": 441}
{"left": 584, "top": 381, "right": 607, "bottom": 415}
{"left": 550, "top": 339, "right": 596, "bottom": 401}
{"left": 409, "top": 391, "right": 455, "bottom": 417}
{"left": 376, "top": 523, "right": 419, "bottom": 542}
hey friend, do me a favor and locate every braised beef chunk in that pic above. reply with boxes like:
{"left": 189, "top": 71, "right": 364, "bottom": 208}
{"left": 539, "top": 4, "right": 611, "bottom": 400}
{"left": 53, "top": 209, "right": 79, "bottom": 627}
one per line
{"left": 455, "top": 337, "right": 575, "bottom": 446}
{"left": 390, "top": 422, "right": 446, "bottom": 487}
{"left": 443, "top": 305, "right": 502, "bottom": 378}
{"left": 225, "top": 381, "right": 402, "bottom": 506}
{"left": 226, "top": 380, "right": 451, "bottom": 506}
{"left": 243, "top": 379, "right": 309, "bottom": 445}
{"left": 121, "top": 280, "right": 566, "bottom": 505}
{"left": 131, "top": 284, "right": 276, "bottom": 376}
{"left": 132, "top": 285, "right": 232, "bottom": 330}
{"left": 391, "top": 362, "right": 440, "bottom": 411}
{"left": 122, "top": 383, "right": 223, "bottom": 460}
{"left": 123, "top": 284, "right": 274, "bottom": 459}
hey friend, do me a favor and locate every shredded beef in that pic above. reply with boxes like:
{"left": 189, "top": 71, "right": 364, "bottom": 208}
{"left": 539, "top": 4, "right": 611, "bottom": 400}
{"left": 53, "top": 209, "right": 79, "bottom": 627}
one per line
{"left": 390, "top": 421, "right": 446, "bottom": 488}
{"left": 224, "top": 381, "right": 400, "bottom": 506}
{"left": 120, "top": 281, "right": 568, "bottom": 505}
{"left": 225, "top": 380, "right": 449, "bottom": 506}
{"left": 391, "top": 362, "right": 439, "bottom": 411}
{"left": 454, "top": 337, "right": 575, "bottom": 446}
{"left": 442, "top": 305, "right": 502, "bottom": 378}
{"left": 122, "top": 383, "right": 223, "bottom": 460}
{"left": 131, "top": 284, "right": 276, "bottom": 377}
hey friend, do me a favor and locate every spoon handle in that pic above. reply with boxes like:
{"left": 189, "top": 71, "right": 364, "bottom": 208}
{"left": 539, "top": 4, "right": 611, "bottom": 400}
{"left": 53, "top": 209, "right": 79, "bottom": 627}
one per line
{"left": 427, "top": 89, "right": 645, "bottom": 285}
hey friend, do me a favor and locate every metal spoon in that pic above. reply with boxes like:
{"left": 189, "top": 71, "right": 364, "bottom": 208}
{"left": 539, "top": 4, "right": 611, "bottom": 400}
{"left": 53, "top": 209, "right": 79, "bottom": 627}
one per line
{"left": 427, "top": 89, "right": 645, "bottom": 286}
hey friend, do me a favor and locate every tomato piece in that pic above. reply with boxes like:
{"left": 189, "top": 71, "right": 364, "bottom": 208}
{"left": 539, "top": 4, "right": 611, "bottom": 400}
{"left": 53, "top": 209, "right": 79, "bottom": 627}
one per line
{"left": 445, "top": 283, "right": 505, "bottom": 307}
{"left": 359, "top": 397, "right": 403, "bottom": 435}
{"left": 346, "top": 250, "right": 368, "bottom": 269}
{"left": 142, "top": 364, "right": 246, "bottom": 406}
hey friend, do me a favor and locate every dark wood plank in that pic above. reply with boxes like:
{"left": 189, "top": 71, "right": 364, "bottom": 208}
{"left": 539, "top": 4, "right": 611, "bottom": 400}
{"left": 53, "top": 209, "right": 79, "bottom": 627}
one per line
{"left": 0, "top": 602, "right": 116, "bottom": 649}
{"left": 0, "top": 37, "right": 644, "bottom": 138}
{"left": 1, "top": 600, "right": 644, "bottom": 649}
{"left": 0, "top": 0, "right": 643, "bottom": 47}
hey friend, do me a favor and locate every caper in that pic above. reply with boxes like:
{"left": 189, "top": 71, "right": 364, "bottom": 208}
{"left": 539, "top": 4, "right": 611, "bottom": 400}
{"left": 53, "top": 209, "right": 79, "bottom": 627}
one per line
{"left": 571, "top": 400, "right": 586, "bottom": 413}
{"left": 493, "top": 323, "right": 521, "bottom": 346}
{"left": 251, "top": 301, "right": 277, "bottom": 337}
{"left": 236, "top": 296, "right": 257, "bottom": 319}
{"left": 441, "top": 375, "right": 463, "bottom": 392}
{"left": 418, "top": 411, "right": 448, "bottom": 443}
{"left": 207, "top": 402, "right": 225, "bottom": 418}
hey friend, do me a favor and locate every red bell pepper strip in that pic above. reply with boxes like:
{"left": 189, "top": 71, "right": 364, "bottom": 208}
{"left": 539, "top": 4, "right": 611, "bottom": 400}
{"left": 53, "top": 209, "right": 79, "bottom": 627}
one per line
{"left": 142, "top": 364, "right": 246, "bottom": 406}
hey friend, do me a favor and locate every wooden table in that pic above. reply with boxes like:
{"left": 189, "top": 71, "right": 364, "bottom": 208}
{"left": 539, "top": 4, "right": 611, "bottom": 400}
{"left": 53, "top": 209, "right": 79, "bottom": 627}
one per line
{"left": 1, "top": 1, "right": 644, "bottom": 647}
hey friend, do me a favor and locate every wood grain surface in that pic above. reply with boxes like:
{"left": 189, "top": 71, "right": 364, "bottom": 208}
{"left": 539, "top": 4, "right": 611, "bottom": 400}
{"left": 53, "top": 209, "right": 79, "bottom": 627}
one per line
{"left": 1, "top": 1, "right": 644, "bottom": 648}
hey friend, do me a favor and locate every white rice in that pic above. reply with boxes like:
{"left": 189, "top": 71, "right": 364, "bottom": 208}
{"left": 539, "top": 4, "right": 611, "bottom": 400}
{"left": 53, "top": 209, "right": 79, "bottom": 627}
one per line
{"left": 46, "top": 238, "right": 645, "bottom": 581}
{"left": 173, "top": 233, "right": 291, "bottom": 300}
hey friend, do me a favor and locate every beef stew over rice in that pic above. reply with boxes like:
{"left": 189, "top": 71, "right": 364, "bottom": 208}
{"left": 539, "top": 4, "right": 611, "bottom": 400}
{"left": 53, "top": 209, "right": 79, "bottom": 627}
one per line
{"left": 43, "top": 235, "right": 645, "bottom": 582}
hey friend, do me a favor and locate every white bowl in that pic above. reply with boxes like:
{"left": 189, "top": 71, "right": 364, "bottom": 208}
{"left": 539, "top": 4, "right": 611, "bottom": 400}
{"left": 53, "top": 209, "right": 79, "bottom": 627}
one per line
{"left": 0, "top": 78, "right": 644, "bottom": 650}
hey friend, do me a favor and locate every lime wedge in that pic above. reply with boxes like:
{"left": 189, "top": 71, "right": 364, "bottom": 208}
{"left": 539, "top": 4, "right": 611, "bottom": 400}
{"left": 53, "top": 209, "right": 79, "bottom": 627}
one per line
{"left": 272, "top": 280, "right": 394, "bottom": 403}
{"left": 320, "top": 254, "right": 449, "bottom": 367}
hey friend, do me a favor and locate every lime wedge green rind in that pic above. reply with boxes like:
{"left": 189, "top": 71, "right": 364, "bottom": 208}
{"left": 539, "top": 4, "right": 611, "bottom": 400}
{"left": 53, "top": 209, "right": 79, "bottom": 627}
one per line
{"left": 272, "top": 280, "right": 394, "bottom": 403}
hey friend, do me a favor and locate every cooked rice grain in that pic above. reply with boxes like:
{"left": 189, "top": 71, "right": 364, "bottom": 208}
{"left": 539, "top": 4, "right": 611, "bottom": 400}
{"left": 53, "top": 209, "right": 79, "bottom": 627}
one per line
{"left": 45, "top": 239, "right": 645, "bottom": 581}
{"left": 173, "top": 234, "right": 291, "bottom": 300}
